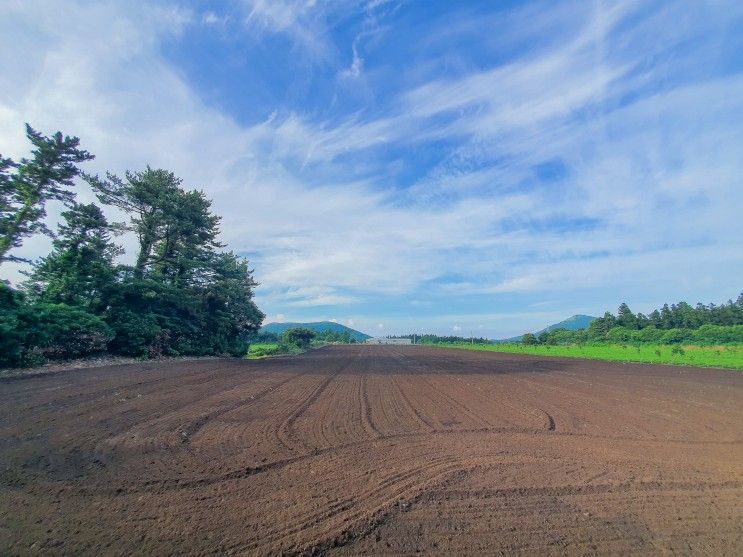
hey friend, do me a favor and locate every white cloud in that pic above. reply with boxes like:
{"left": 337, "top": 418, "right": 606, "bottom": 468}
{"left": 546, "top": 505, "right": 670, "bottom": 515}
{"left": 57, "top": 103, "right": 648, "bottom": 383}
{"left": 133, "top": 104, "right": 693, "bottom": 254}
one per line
{"left": 244, "top": 0, "right": 312, "bottom": 31}
{"left": 281, "top": 285, "right": 357, "bottom": 307}
{"left": 0, "top": 0, "right": 740, "bottom": 335}
{"left": 339, "top": 43, "right": 364, "bottom": 79}
{"left": 202, "top": 11, "right": 229, "bottom": 26}
{"left": 240, "top": 0, "right": 334, "bottom": 62}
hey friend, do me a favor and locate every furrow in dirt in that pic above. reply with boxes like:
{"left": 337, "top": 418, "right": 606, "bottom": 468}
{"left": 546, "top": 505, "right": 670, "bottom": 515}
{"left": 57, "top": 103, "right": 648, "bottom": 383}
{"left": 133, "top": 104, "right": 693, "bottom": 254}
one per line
{"left": 1, "top": 345, "right": 742, "bottom": 556}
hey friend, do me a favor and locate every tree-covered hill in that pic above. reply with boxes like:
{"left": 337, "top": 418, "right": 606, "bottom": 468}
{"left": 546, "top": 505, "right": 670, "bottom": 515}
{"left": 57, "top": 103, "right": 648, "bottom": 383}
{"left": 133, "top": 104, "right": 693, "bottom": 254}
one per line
{"left": 261, "top": 321, "right": 370, "bottom": 342}
{"left": 497, "top": 314, "right": 596, "bottom": 342}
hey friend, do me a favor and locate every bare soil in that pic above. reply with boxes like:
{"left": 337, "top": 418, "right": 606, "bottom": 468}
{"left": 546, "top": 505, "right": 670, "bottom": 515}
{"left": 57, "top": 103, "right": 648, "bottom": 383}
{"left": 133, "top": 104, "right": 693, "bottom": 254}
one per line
{"left": 1, "top": 345, "right": 741, "bottom": 555}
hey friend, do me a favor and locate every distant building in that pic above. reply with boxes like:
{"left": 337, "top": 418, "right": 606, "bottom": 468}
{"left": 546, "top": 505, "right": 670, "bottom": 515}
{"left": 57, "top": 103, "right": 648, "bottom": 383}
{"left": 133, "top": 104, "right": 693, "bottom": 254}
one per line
{"left": 366, "top": 337, "right": 412, "bottom": 345}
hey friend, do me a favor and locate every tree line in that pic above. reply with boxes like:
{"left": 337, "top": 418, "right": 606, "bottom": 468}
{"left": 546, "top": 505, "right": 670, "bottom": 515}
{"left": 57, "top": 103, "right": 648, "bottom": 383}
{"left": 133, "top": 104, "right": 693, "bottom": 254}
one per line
{"left": 314, "top": 328, "right": 358, "bottom": 344}
{"left": 525, "top": 295, "right": 743, "bottom": 346}
{"left": 1, "top": 125, "right": 263, "bottom": 367}
{"left": 391, "top": 295, "right": 743, "bottom": 348}
{"left": 388, "top": 334, "right": 490, "bottom": 345}
{"left": 248, "top": 328, "right": 358, "bottom": 358}
{"left": 254, "top": 328, "right": 359, "bottom": 344}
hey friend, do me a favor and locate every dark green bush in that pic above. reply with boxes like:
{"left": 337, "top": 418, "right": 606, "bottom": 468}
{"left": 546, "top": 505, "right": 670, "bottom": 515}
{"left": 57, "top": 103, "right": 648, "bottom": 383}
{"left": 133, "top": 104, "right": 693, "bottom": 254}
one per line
{"left": 0, "top": 283, "right": 37, "bottom": 367}
{"left": 607, "top": 327, "right": 632, "bottom": 343}
{"left": 661, "top": 329, "right": 689, "bottom": 344}
{"left": 1, "top": 285, "right": 113, "bottom": 367}
{"left": 32, "top": 304, "right": 114, "bottom": 359}
{"left": 522, "top": 333, "right": 538, "bottom": 345}
{"left": 691, "top": 324, "right": 743, "bottom": 344}
{"left": 282, "top": 328, "right": 316, "bottom": 349}
{"left": 105, "top": 310, "right": 161, "bottom": 357}
{"left": 634, "top": 327, "right": 665, "bottom": 343}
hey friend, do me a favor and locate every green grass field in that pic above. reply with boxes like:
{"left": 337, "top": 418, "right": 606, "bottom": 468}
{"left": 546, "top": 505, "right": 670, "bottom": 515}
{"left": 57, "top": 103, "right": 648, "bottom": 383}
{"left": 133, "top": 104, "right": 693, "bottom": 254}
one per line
{"left": 245, "top": 342, "right": 326, "bottom": 359}
{"left": 436, "top": 343, "right": 743, "bottom": 370}
{"left": 245, "top": 343, "right": 294, "bottom": 359}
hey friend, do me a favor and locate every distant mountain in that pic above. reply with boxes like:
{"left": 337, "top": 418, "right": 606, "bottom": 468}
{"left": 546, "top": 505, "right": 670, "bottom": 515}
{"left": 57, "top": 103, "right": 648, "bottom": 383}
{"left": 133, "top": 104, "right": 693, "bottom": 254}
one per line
{"left": 260, "top": 321, "right": 371, "bottom": 342}
{"left": 496, "top": 314, "right": 597, "bottom": 342}
{"left": 538, "top": 314, "right": 597, "bottom": 333}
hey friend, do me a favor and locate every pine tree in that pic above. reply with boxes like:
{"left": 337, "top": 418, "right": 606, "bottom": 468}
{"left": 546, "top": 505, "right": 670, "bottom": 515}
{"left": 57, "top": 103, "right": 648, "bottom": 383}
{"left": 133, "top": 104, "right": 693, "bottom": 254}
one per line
{"left": 0, "top": 125, "right": 93, "bottom": 263}
{"left": 84, "top": 168, "right": 222, "bottom": 283}
{"left": 24, "top": 203, "right": 121, "bottom": 312}
{"left": 616, "top": 303, "right": 638, "bottom": 329}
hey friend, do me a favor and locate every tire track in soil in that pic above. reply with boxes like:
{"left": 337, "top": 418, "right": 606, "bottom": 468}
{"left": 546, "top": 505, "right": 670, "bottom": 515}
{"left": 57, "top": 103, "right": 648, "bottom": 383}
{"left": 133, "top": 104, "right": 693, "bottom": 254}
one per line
{"left": 499, "top": 372, "right": 657, "bottom": 439}
{"left": 2, "top": 345, "right": 743, "bottom": 556}
{"left": 420, "top": 479, "right": 743, "bottom": 500}
{"left": 227, "top": 456, "right": 465, "bottom": 555}
{"left": 54, "top": 422, "right": 743, "bottom": 500}
{"left": 399, "top": 350, "right": 555, "bottom": 431}
{"left": 276, "top": 350, "right": 362, "bottom": 451}
{"left": 178, "top": 372, "right": 306, "bottom": 441}
{"left": 26, "top": 422, "right": 743, "bottom": 499}
{"left": 2, "top": 360, "right": 252, "bottom": 418}
{"left": 359, "top": 374, "right": 382, "bottom": 439}
{"left": 543, "top": 410, "right": 556, "bottom": 431}
{"left": 391, "top": 374, "right": 436, "bottom": 431}
{"left": 380, "top": 345, "right": 440, "bottom": 432}
{"left": 386, "top": 350, "right": 496, "bottom": 430}
{"left": 420, "top": 375, "right": 493, "bottom": 429}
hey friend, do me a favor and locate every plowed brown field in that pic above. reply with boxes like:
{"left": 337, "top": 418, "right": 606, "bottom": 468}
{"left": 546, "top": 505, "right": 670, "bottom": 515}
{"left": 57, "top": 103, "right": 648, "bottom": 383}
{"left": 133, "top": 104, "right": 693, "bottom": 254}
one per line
{"left": 1, "top": 345, "right": 742, "bottom": 555}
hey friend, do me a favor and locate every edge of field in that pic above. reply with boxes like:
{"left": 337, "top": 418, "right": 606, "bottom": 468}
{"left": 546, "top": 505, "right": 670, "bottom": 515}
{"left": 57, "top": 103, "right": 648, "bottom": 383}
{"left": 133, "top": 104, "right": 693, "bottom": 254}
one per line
{"left": 430, "top": 343, "right": 743, "bottom": 370}
{"left": 0, "top": 355, "right": 225, "bottom": 380}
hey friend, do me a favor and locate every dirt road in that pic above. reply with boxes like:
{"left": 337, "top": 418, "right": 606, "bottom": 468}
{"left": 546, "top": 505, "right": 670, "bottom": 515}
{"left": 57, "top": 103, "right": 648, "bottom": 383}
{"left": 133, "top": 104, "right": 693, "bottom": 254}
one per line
{"left": 1, "top": 345, "right": 742, "bottom": 555}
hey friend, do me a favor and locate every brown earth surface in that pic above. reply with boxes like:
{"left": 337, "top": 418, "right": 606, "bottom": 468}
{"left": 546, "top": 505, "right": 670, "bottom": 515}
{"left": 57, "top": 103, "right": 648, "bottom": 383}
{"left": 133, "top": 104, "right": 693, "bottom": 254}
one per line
{"left": 1, "top": 344, "right": 742, "bottom": 555}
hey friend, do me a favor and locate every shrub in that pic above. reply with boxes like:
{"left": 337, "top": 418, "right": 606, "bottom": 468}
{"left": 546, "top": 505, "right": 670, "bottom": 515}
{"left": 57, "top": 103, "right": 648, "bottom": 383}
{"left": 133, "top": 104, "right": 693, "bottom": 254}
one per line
{"left": 0, "top": 283, "right": 37, "bottom": 367}
{"left": 0, "top": 283, "right": 114, "bottom": 366}
{"left": 223, "top": 339, "right": 250, "bottom": 358}
{"left": 691, "top": 324, "right": 743, "bottom": 345}
{"left": 607, "top": 327, "right": 632, "bottom": 343}
{"left": 522, "top": 333, "right": 538, "bottom": 345}
{"left": 634, "top": 327, "right": 665, "bottom": 344}
{"left": 1, "top": 285, "right": 114, "bottom": 366}
{"left": 537, "top": 331, "right": 554, "bottom": 345}
{"left": 28, "top": 303, "right": 113, "bottom": 361}
{"left": 106, "top": 311, "right": 161, "bottom": 357}
{"left": 249, "top": 346, "right": 277, "bottom": 358}
{"left": 247, "top": 342, "right": 294, "bottom": 358}
{"left": 661, "top": 329, "right": 689, "bottom": 344}
{"left": 147, "top": 329, "right": 172, "bottom": 359}
{"left": 282, "top": 328, "right": 316, "bottom": 349}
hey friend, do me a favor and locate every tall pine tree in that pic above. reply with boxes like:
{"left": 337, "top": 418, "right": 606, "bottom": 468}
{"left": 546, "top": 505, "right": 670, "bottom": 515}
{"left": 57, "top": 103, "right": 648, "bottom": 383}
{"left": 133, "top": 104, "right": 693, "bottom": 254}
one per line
{"left": 24, "top": 202, "right": 121, "bottom": 312}
{"left": 0, "top": 125, "right": 93, "bottom": 264}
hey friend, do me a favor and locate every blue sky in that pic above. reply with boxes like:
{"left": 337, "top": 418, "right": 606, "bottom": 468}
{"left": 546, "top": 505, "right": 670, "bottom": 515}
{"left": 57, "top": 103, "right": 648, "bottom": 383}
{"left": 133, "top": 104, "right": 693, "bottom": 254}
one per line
{"left": 1, "top": 0, "right": 742, "bottom": 337}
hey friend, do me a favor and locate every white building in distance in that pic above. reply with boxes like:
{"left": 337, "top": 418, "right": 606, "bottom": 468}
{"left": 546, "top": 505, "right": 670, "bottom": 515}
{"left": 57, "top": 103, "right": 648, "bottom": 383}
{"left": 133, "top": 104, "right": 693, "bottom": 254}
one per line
{"left": 366, "top": 337, "right": 412, "bottom": 345}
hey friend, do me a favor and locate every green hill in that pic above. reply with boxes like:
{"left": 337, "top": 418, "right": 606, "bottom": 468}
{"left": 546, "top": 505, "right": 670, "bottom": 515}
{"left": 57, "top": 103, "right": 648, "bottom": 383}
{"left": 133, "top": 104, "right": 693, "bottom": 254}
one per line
{"left": 497, "top": 314, "right": 597, "bottom": 342}
{"left": 260, "top": 321, "right": 371, "bottom": 342}
{"left": 539, "top": 314, "right": 596, "bottom": 333}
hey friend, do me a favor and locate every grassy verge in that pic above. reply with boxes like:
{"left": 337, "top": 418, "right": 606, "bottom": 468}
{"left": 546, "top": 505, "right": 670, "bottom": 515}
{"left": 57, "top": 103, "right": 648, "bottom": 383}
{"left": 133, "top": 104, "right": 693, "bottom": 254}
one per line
{"left": 245, "top": 341, "right": 332, "bottom": 359}
{"left": 433, "top": 343, "right": 743, "bottom": 370}
{"left": 245, "top": 343, "right": 302, "bottom": 359}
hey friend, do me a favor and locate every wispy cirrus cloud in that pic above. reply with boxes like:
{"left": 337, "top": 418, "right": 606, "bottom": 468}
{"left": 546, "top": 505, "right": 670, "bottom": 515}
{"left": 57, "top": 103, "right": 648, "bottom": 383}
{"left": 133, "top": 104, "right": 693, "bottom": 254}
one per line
{"left": 0, "top": 0, "right": 741, "bottom": 337}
